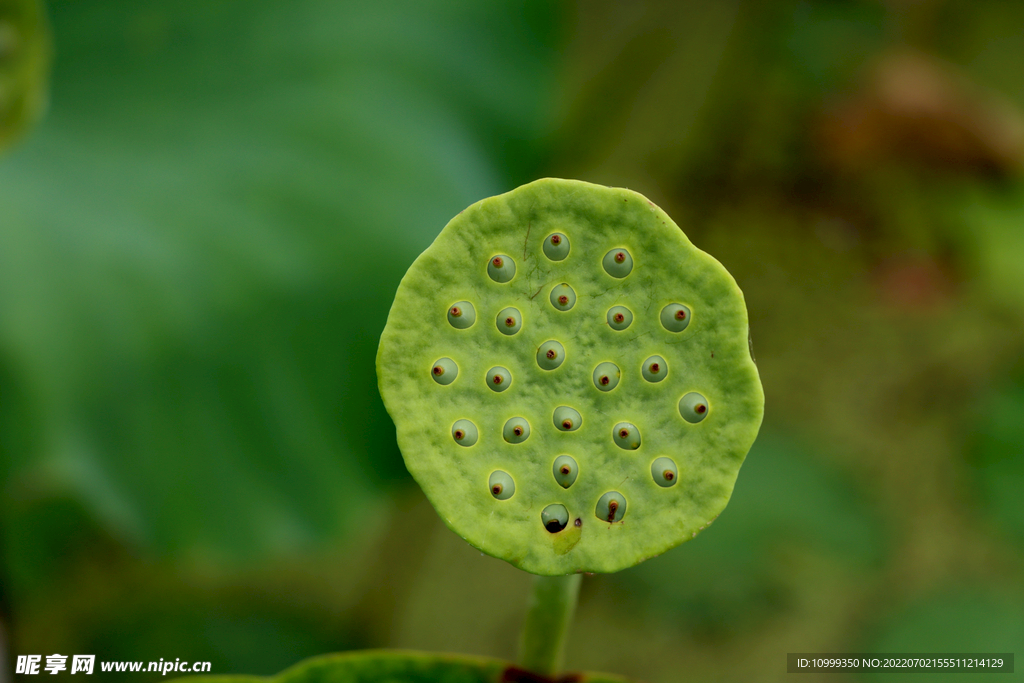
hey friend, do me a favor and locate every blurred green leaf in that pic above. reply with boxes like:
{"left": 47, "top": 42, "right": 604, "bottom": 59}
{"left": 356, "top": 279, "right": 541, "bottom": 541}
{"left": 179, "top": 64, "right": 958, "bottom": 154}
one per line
{"left": 0, "top": 0, "right": 561, "bottom": 569}
{"left": 179, "top": 650, "right": 631, "bottom": 683}
{"left": 0, "top": 0, "right": 48, "bottom": 150}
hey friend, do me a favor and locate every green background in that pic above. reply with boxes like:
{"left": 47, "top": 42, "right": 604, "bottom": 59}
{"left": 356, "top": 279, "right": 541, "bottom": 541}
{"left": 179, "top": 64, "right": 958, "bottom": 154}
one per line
{"left": 2, "top": 1, "right": 1023, "bottom": 682}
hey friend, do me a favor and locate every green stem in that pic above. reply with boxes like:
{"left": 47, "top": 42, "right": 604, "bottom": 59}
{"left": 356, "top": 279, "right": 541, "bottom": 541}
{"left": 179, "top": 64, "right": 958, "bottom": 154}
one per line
{"left": 517, "top": 573, "right": 582, "bottom": 675}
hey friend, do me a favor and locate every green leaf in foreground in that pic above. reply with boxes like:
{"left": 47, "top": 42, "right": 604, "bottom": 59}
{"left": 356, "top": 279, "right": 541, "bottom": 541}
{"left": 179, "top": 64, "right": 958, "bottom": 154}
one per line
{"left": 177, "top": 650, "right": 630, "bottom": 683}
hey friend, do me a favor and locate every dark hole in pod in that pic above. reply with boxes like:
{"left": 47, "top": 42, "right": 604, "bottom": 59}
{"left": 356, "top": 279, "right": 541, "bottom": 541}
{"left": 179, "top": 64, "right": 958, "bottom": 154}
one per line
{"left": 545, "top": 518, "right": 567, "bottom": 533}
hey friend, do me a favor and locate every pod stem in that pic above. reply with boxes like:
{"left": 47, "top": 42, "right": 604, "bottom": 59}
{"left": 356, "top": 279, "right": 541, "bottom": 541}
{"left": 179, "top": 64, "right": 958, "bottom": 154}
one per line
{"left": 517, "top": 573, "right": 582, "bottom": 675}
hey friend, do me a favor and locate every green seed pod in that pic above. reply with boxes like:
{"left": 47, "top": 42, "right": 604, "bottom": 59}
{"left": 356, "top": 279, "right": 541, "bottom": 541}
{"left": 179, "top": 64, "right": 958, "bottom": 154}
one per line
{"left": 641, "top": 355, "right": 667, "bottom": 383}
{"left": 660, "top": 303, "right": 691, "bottom": 333}
{"left": 430, "top": 357, "right": 458, "bottom": 385}
{"left": 596, "top": 491, "right": 626, "bottom": 523}
{"left": 552, "top": 455, "right": 578, "bottom": 488}
{"left": 606, "top": 305, "right": 633, "bottom": 331}
{"left": 678, "top": 392, "right": 709, "bottom": 423}
{"left": 486, "top": 366, "right": 511, "bottom": 393}
{"left": 487, "top": 254, "right": 516, "bottom": 283}
{"left": 613, "top": 422, "right": 641, "bottom": 450}
{"left": 496, "top": 307, "right": 522, "bottom": 336}
{"left": 602, "top": 248, "right": 633, "bottom": 278}
{"left": 451, "top": 419, "right": 478, "bottom": 447}
{"left": 651, "top": 457, "right": 678, "bottom": 487}
{"left": 541, "top": 504, "right": 569, "bottom": 533}
{"left": 489, "top": 471, "right": 515, "bottom": 500}
{"left": 553, "top": 406, "right": 582, "bottom": 432}
{"left": 543, "top": 232, "right": 570, "bottom": 261}
{"left": 549, "top": 283, "right": 577, "bottom": 311}
{"left": 502, "top": 417, "right": 531, "bottom": 444}
{"left": 377, "top": 178, "right": 764, "bottom": 575}
{"left": 592, "top": 362, "right": 620, "bottom": 392}
{"left": 447, "top": 301, "right": 476, "bottom": 329}
{"left": 536, "top": 340, "right": 565, "bottom": 371}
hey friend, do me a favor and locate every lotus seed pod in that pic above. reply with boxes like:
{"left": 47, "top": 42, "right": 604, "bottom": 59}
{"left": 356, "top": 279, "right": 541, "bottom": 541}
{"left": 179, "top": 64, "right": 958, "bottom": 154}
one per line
{"left": 451, "top": 419, "right": 478, "bottom": 447}
{"left": 602, "top": 248, "right": 633, "bottom": 278}
{"left": 592, "top": 362, "right": 620, "bottom": 392}
{"left": 660, "top": 303, "right": 691, "bottom": 333}
{"left": 613, "top": 422, "right": 641, "bottom": 450}
{"left": 489, "top": 471, "right": 515, "bottom": 500}
{"left": 377, "top": 178, "right": 764, "bottom": 575}
{"left": 536, "top": 340, "right": 565, "bottom": 371}
{"left": 543, "top": 232, "right": 570, "bottom": 261}
{"left": 549, "top": 283, "right": 577, "bottom": 311}
{"left": 447, "top": 301, "right": 476, "bottom": 329}
{"left": 641, "top": 355, "right": 667, "bottom": 383}
{"left": 606, "top": 305, "right": 633, "bottom": 331}
{"left": 503, "top": 417, "right": 531, "bottom": 444}
{"left": 651, "top": 457, "right": 678, "bottom": 487}
{"left": 431, "top": 357, "right": 459, "bottom": 385}
{"left": 553, "top": 405, "right": 582, "bottom": 432}
{"left": 496, "top": 307, "right": 522, "bottom": 336}
{"left": 487, "top": 254, "right": 516, "bottom": 283}
{"left": 679, "top": 392, "right": 709, "bottom": 423}
{"left": 552, "top": 455, "right": 578, "bottom": 488}
{"left": 596, "top": 491, "right": 626, "bottom": 523}
{"left": 486, "top": 366, "right": 511, "bottom": 393}
{"left": 541, "top": 504, "right": 569, "bottom": 533}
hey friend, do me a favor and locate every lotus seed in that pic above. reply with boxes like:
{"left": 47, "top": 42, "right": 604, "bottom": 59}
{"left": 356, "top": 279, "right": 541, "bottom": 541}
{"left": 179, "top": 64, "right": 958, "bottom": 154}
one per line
{"left": 596, "top": 491, "right": 626, "bottom": 523}
{"left": 541, "top": 504, "right": 569, "bottom": 533}
{"left": 641, "top": 355, "right": 667, "bottom": 383}
{"left": 430, "top": 357, "right": 458, "bottom": 385}
{"left": 660, "top": 303, "right": 691, "bottom": 333}
{"left": 549, "top": 283, "right": 577, "bottom": 312}
{"left": 489, "top": 471, "right": 515, "bottom": 500}
{"left": 503, "top": 417, "right": 531, "bottom": 444}
{"left": 592, "top": 362, "right": 620, "bottom": 392}
{"left": 651, "top": 457, "right": 678, "bottom": 487}
{"left": 602, "top": 248, "right": 633, "bottom": 278}
{"left": 606, "top": 305, "right": 633, "bottom": 331}
{"left": 486, "top": 366, "right": 511, "bottom": 393}
{"left": 552, "top": 455, "right": 578, "bottom": 488}
{"left": 447, "top": 301, "right": 476, "bottom": 329}
{"left": 613, "top": 422, "right": 641, "bottom": 450}
{"left": 678, "top": 392, "right": 709, "bottom": 423}
{"left": 496, "top": 307, "right": 522, "bottom": 336}
{"left": 544, "top": 231, "right": 569, "bottom": 260}
{"left": 487, "top": 255, "right": 516, "bottom": 283}
{"left": 543, "top": 232, "right": 570, "bottom": 261}
{"left": 451, "top": 419, "right": 478, "bottom": 447}
{"left": 553, "top": 406, "right": 582, "bottom": 432}
{"left": 536, "top": 340, "right": 565, "bottom": 371}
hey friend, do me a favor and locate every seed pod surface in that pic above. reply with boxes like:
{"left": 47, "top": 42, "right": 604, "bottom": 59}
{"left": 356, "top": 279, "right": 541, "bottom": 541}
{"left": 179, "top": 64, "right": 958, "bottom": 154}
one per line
{"left": 377, "top": 178, "right": 764, "bottom": 575}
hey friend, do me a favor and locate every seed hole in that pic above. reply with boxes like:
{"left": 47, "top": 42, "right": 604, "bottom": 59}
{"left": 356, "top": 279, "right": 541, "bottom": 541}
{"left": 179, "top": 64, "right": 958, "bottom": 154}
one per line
{"left": 679, "top": 392, "right": 709, "bottom": 423}
{"left": 593, "top": 362, "right": 620, "bottom": 392}
{"left": 543, "top": 233, "right": 570, "bottom": 261}
{"left": 642, "top": 355, "right": 667, "bottom": 383}
{"left": 602, "top": 249, "right": 633, "bottom": 278}
{"left": 451, "top": 419, "right": 478, "bottom": 447}
{"left": 660, "top": 303, "right": 691, "bottom": 333}
{"left": 596, "top": 491, "right": 626, "bottom": 523}
{"left": 651, "top": 457, "right": 678, "bottom": 487}
{"left": 606, "top": 306, "right": 633, "bottom": 331}
{"left": 613, "top": 422, "right": 641, "bottom": 450}
{"left": 447, "top": 301, "right": 476, "bottom": 329}
{"left": 553, "top": 455, "right": 578, "bottom": 488}
{"left": 496, "top": 307, "right": 522, "bottom": 336}
{"left": 487, "top": 254, "right": 516, "bottom": 283}
{"left": 553, "top": 406, "right": 582, "bottom": 432}
{"left": 503, "top": 417, "right": 531, "bottom": 444}
{"left": 489, "top": 471, "right": 515, "bottom": 500}
{"left": 486, "top": 366, "right": 511, "bottom": 393}
{"left": 431, "top": 358, "right": 458, "bottom": 385}
{"left": 542, "top": 504, "right": 569, "bottom": 533}
{"left": 549, "top": 283, "right": 576, "bottom": 311}
{"left": 536, "top": 340, "right": 566, "bottom": 371}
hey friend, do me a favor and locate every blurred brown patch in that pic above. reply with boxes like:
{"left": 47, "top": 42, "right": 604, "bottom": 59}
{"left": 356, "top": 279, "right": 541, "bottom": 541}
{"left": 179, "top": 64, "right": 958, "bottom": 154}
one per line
{"left": 818, "top": 50, "right": 1024, "bottom": 175}
{"left": 873, "top": 255, "right": 956, "bottom": 311}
